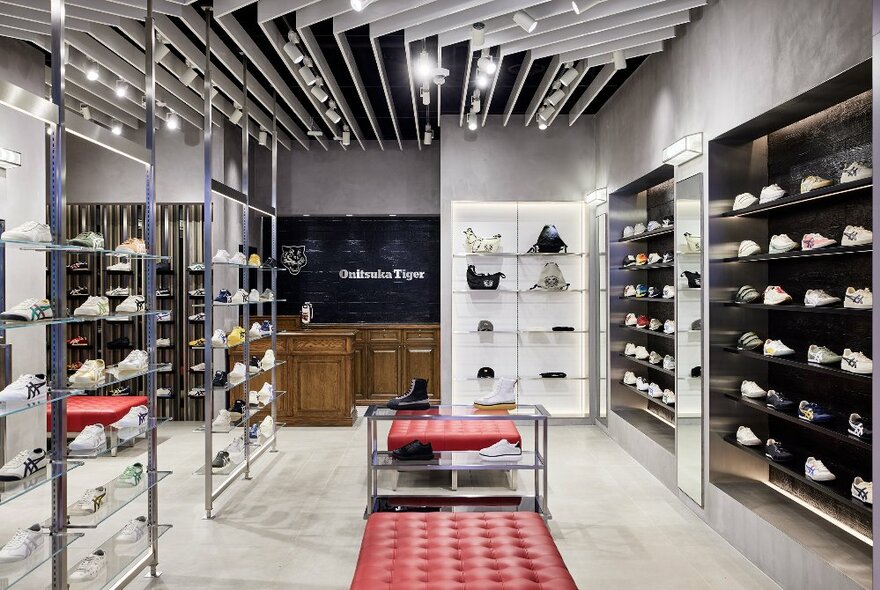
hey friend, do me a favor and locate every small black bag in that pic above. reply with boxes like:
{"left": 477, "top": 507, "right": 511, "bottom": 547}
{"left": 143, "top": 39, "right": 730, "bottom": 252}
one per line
{"left": 528, "top": 224, "right": 568, "bottom": 253}
{"left": 467, "top": 265, "right": 506, "bottom": 290}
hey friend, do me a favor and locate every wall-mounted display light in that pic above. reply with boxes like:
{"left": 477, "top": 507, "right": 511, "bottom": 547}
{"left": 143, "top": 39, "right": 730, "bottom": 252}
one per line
{"left": 80, "top": 104, "right": 91, "bottom": 120}
{"left": 0, "top": 147, "right": 21, "bottom": 169}
{"left": 229, "top": 104, "right": 243, "bottom": 125}
{"left": 326, "top": 101, "right": 342, "bottom": 124}
{"left": 424, "top": 123, "right": 433, "bottom": 146}
{"left": 662, "top": 132, "right": 703, "bottom": 165}
{"left": 584, "top": 187, "right": 608, "bottom": 205}
{"left": 572, "top": 0, "right": 605, "bottom": 14}
{"left": 299, "top": 57, "right": 317, "bottom": 86}
{"left": 467, "top": 111, "right": 478, "bottom": 131}
{"left": 342, "top": 124, "right": 351, "bottom": 147}
{"left": 513, "top": 10, "right": 537, "bottom": 33}
{"left": 180, "top": 60, "right": 199, "bottom": 86}
{"left": 311, "top": 77, "right": 329, "bottom": 103}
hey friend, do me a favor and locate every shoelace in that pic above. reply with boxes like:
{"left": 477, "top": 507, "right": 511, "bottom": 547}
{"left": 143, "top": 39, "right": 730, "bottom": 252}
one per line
{"left": 76, "top": 554, "right": 101, "bottom": 572}
{"left": 4, "top": 450, "right": 29, "bottom": 468}
{"left": 4, "top": 528, "right": 32, "bottom": 549}
{"left": 120, "top": 521, "right": 144, "bottom": 537}
{"left": 121, "top": 466, "right": 141, "bottom": 481}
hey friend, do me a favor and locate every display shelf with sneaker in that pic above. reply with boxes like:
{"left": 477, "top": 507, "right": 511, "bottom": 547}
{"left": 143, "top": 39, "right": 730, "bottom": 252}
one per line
{"left": 724, "top": 346, "right": 871, "bottom": 382}
{"left": 617, "top": 224, "right": 674, "bottom": 243}
{"left": 720, "top": 242, "right": 872, "bottom": 263}
{"left": 619, "top": 323, "right": 675, "bottom": 340}
{"left": 58, "top": 470, "right": 172, "bottom": 529}
{"left": 720, "top": 176, "right": 872, "bottom": 218}
{"left": 619, "top": 379, "right": 676, "bottom": 409}
{"left": 618, "top": 352, "right": 675, "bottom": 376}
{"left": 0, "top": 528, "right": 83, "bottom": 589}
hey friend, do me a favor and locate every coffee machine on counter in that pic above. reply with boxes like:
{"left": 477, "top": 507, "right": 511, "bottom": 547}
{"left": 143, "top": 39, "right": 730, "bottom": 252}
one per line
{"left": 301, "top": 302, "right": 314, "bottom": 325}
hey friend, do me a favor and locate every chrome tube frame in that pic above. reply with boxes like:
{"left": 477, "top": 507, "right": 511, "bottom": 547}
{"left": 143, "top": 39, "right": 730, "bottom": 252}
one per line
{"left": 202, "top": 5, "right": 215, "bottom": 520}
{"left": 241, "top": 58, "right": 251, "bottom": 480}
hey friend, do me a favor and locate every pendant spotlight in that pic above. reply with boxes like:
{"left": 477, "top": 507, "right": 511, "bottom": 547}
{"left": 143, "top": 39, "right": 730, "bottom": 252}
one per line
{"left": 538, "top": 103, "right": 555, "bottom": 121}
{"left": 299, "top": 57, "right": 317, "bottom": 86}
{"left": 421, "top": 85, "right": 431, "bottom": 106}
{"left": 471, "top": 22, "right": 485, "bottom": 48}
{"left": 424, "top": 123, "right": 433, "bottom": 146}
{"left": 613, "top": 50, "right": 627, "bottom": 71}
{"left": 351, "top": 0, "right": 376, "bottom": 11}
{"left": 467, "top": 111, "right": 478, "bottom": 131}
{"left": 342, "top": 124, "right": 351, "bottom": 147}
{"left": 283, "top": 31, "right": 304, "bottom": 64}
{"left": 538, "top": 117, "right": 548, "bottom": 130}
{"left": 111, "top": 121, "right": 122, "bottom": 136}
{"left": 166, "top": 109, "right": 180, "bottom": 130}
{"left": 475, "top": 71, "right": 489, "bottom": 89}
{"left": 326, "top": 100, "right": 342, "bottom": 124}
{"left": 572, "top": 0, "right": 605, "bottom": 14}
{"left": 513, "top": 11, "right": 537, "bottom": 33}
{"left": 559, "top": 64, "right": 579, "bottom": 87}
{"left": 546, "top": 82, "right": 565, "bottom": 106}
{"left": 180, "top": 60, "right": 198, "bottom": 86}
{"left": 416, "top": 48, "right": 432, "bottom": 83}
{"left": 80, "top": 104, "right": 91, "bottom": 121}
{"left": 115, "top": 79, "right": 128, "bottom": 98}
{"left": 477, "top": 51, "right": 497, "bottom": 75}
{"left": 258, "top": 128, "right": 268, "bottom": 146}
{"left": 155, "top": 33, "right": 170, "bottom": 62}
{"left": 85, "top": 60, "right": 100, "bottom": 81}
{"left": 311, "top": 77, "right": 329, "bottom": 103}
{"left": 229, "top": 105, "right": 243, "bottom": 125}
{"left": 471, "top": 89, "right": 481, "bottom": 114}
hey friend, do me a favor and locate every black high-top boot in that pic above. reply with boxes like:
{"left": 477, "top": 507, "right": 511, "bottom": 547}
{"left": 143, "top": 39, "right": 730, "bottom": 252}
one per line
{"left": 387, "top": 378, "right": 430, "bottom": 410}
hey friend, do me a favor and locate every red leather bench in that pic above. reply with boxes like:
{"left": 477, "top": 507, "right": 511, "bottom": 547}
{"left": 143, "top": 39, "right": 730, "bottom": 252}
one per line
{"left": 47, "top": 395, "right": 149, "bottom": 456}
{"left": 350, "top": 512, "right": 578, "bottom": 590}
{"left": 388, "top": 409, "right": 522, "bottom": 451}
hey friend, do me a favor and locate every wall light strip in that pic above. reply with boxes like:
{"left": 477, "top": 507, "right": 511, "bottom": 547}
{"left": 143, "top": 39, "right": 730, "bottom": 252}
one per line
{"left": 210, "top": 179, "right": 248, "bottom": 207}
{"left": 0, "top": 147, "right": 21, "bottom": 169}
{"left": 584, "top": 187, "right": 607, "bottom": 205}
{"left": 662, "top": 132, "right": 703, "bottom": 166}
{"left": 248, "top": 203, "right": 276, "bottom": 218}
{"left": 0, "top": 79, "right": 58, "bottom": 125}
{"left": 66, "top": 111, "right": 150, "bottom": 166}
{"left": 765, "top": 482, "right": 873, "bottom": 546}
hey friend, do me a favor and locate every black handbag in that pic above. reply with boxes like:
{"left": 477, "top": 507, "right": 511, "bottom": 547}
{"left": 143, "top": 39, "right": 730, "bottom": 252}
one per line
{"left": 467, "top": 265, "right": 505, "bottom": 290}
{"left": 528, "top": 225, "right": 568, "bottom": 253}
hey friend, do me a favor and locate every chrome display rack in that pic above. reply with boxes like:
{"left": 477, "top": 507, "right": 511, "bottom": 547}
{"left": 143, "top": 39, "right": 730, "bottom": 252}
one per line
{"left": 0, "top": 1, "right": 170, "bottom": 588}
{"left": 199, "top": 7, "right": 282, "bottom": 519}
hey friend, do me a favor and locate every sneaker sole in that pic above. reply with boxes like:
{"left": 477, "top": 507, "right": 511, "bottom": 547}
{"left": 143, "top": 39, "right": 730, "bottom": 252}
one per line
{"left": 391, "top": 454, "right": 435, "bottom": 461}
{"left": 479, "top": 453, "right": 523, "bottom": 461}
{"left": 741, "top": 392, "right": 766, "bottom": 399}
{"left": 473, "top": 402, "right": 516, "bottom": 410}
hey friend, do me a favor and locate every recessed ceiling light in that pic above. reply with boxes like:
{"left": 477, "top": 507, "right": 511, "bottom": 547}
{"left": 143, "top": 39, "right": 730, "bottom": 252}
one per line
{"left": 111, "top": 121, "right": 122, "bottom": 135}
{"left": 166, "top": 110, "right": 180, "bottom": 130}
{"left": 85, "top": 60, "right": 99, "bottom": 81}
{"left": 513, "top": 11, "right": 537, "bottom": 33}
{"left": 115, "top": 79, "right": 128, "bottom": 97}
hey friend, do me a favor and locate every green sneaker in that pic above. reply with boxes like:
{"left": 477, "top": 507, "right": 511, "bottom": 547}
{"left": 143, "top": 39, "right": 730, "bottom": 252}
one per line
{"left": 118, "top": 463, "right": 143, "bottom": 487}
{"left": 68, "top": 231, "right": 104, "bottom": 249}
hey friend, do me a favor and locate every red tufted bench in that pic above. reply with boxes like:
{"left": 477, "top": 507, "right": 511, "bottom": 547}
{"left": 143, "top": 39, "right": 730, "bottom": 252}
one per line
{"left": 350, "top": 512, "right": 578, "bottom": 590}
{"left": 47, "top": 395, "right": 149, "bottom": 456}
{"left": 388, "top": 409, "right": 523, "bottom": 491}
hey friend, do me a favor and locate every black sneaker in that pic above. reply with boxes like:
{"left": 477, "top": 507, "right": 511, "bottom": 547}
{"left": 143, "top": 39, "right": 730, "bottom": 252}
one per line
{"left": 848, "top": 413, "right": 871, "bottom": 439}
{"left": 156, "top": 287, "right": 172, "bottom": 297}
{"left": 647, "top": 286, "right": 660, "bottom": 298}
{"left": 68, "top": 286, "right": 89, "bottom": 297}
{"left": 260, "top": 258, "right": 278, "bottom": 269}
{"left": 212, "top": 451, "right": 230, "bottom": 469}
{"left": 212, "top": 371, "right": 227, "bottom": 387}
{"left": 387, "top": 378, "right": 430, "bottom": 410}
{"left": 764, "top": 439, "right": 793, "bottom": 462}
{"left": 622, "top": 255, "right": 637, "bottom": 267}
{"left": 766, "top": 390, "right": 795, "bottom": 411}
{"left": 229, "top": 399, "right": 247, "bottom": 420}
{"left": 107, "top": 336, "right": 132, "bottom": 350}
{"left": 737, "top": 332, "right": 763, "bottom": 351}
{"left": 661, "top": 252, "right": 674, "bottom": 263}
{"left": 690, "top": 366, "right": 701, "bottom": 378}
{"left": 109, "top": 385, "right": 131, "bottom": 396}
{"left": 156, "top": 262, "right": 171, "bottom": 273}
{"left": 681, "top": 271, "right": 701, "bottom": 288}
{"left": 250, "top": 356, "right": 261, "bottom": 374}
{"left": 391, "top": 440, "right": 434, "bottom": 461}
{"left": 661, "top": 216, "right": 674, "bottom": 227}
{"left": 690, "top": 319, "right": 701, "bottom": 330}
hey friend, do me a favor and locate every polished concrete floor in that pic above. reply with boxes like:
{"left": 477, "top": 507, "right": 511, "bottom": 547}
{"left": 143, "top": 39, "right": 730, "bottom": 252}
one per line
{"left": 3, "top": 416, "right": 780, "bottom": 589}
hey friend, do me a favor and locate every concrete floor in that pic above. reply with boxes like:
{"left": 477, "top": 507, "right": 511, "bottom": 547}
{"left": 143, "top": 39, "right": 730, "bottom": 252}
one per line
{"left": 2, "top": 416, "right": 780, "bottom": 589}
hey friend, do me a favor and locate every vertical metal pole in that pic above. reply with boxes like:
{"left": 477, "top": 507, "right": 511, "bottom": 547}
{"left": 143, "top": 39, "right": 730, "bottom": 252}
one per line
{"left": 202, "top": 5, "right": 214, "bottom": 520}
{"left": 144, "top": 0, "right": 160, "bottom": 576}
{"left": 241, "top": 57, "right": 251, "bottom": 479}
{"left": 49, "top": 2, "right": 67, "bottom": 589}
{"left": 542, "top": 416, "right": 548, "bottom": 516}
{"left": 365, "top": 416, "right": 372, "bottom": 515}
{"left": 534, "top": 419, "right": 539, "bottom": 510}
{"left": 270, "top": 92, "right": 278, "bottom": 453}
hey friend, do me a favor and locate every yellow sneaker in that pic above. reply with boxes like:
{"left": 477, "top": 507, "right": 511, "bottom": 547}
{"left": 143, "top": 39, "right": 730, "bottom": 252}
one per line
{"left": 188, "top": 337, "right": 205, "bottom": 347}
{"left": 226, "top": 326, "right": 245, "bottom": 347}
{"left": 248, "top": 253, "right": 261, "bottom": 267}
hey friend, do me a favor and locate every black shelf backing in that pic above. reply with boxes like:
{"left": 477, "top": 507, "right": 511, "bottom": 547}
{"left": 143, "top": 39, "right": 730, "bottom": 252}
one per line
{"left": 619, "top": 324, "right": 675, "bottom": 340}
{"left": 720, "top": 301, "right": 871, "bottom": 316}
{"left": 617, "top": 226, "right": 674, "bottom": 243}
{"left": 717, "top": 244, "right": 872, "bottom": 263}
{"left": 621, "top": 381, "right": 676, "bottom": 411}
{"left": 723, "top": 347, "right": 871, "bottom": 383}
{"left": 618, "top": 261, "right": 675, "bottom": 271}
{"left": 718, "top": 178, "right": 872, "bottom": 218}
{"left": 618, "top": 353, "right": 675, "bottom": 376}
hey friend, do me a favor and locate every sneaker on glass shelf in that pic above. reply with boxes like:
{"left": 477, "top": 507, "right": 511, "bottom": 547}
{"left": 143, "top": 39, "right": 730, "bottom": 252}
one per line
{"left": 116, "top": 517, "right": 147, "bottom": 544}
{"left": 740, "top": 380, "right": 767, "bottom": 399}
{"left": 214, "top": 289, "right": 232, "bottom": 303}
{"left": 622, "top": 226, "right": 634, "bottom": 238}
{"left": 248, "top": 254, "right": 261, "bottom": 267}
{"left": 732, "top": 192, "right": 758, "bottom": 211}
{"left": 257, "top": 383, "right": 274, "bottom": 406}
{"left": 112, "top": 405, "right": 148, "bottom": 430}
{"left": 229, "top": 252, "right": 247, "bottom": 265}
{"left": 69, "top": 550, "right": 106, "bottom": 582}
{"left": 105, "top": 287, "right": 130, "bottom": 297}
{"left": 647, "top": 383, "right": 662, "bottom": 398}
{"left": 624, "top": 343, "right": 636, "bottom": 356}
{"left": 259, "top": 289, "right": 275, "bottom": 302}
{"left": 157, "top": 338, "right": 171, "bottom": 347}
{"left": 212, "top": 371, "right": 228, "bottom": 388}
{"left": 210, "top": 329, "right": 228, "bottom": 348}
{"left": 848, "top": 413, "right": 871, "bottom": 439}
{"left": 801, "top": 233, "right": 837, "bottom": 250}
{"left": 633, "top": 346, "right": 649, "bottom": 361}
{"left": 623, "top": 371, "right": 637, "bottom": 385}
{"left": 248, "top": 289, "right": 260, "bottom": 303}
{"left": 248, "top": 424, "right": 260, "bottom": 444}
{"left": 188, "top": 263, "right": 205, "bottom": 271}
{"left": 646, "top": 221, "right": 661, "bottom": 232}
{"left": 736, "top": 426, "right": 762, "bottom": 446}
{"left": 230, "top": 289, "right": 248, "bottom": 304}
{"left": 636, "top": 315, "right": 649, "bottom": 329}
{"left": 259, "top": 416, "right": 274, "bottom": 440}
{"left": 212, "top": 451, "right": 231, "bottom": 470}
{"left": 0, "top": 374, "right": 47, "bottom": 403}
{"left": 116, "top": 350, "right": 148, "bottom": 373}
{"left": 68, "top": 424, "right": 107, "bottom": 454}
{"left": 663, "top": 355, "right": 675, "bottom": 371}
{"left": 228, "top": 400, "right": 247, "bottom": 421}
{"left": 662, "top": 285, "right": 675, "bottom": 299}
{"left": 68, "top": 261, "right": 88, "bottom": 272}
{"left": 807, "top": 344, "right": 842, "bottom": 365}
{"left": 249, "top": 322, "right": 263, "bottom": 338}
{"left": 115, "top": 238, "right": 146, "bottom": 254}
{"left": 69, "top": 360, "right": 106, "bottom": 385}
{"left": 188, "top": 338, "right": 205, "bottom": 348}
{"left": 248, "top": 356, "right": 261, "bottom": 375}
{"left": 738, "top": 240, "right": 761, "bottom": 257}
{"left": 841, "top": 349, "right": 872, "bottom": 374}
{"left": 0, "top": 524, "right": 43, "bottom": 563}
{"left": 212, "top": 249, "right": 232, "bottom": 263}
{"left": 156, "top": 287, "right": 172, "bottom": 298}
{"left": 764, "top": 439, "right": 793, "bottom": 462}
{"left": 228, "top": 362, "right": 248, "bottom": 386}
{"left": 117, "top": 463, "right": 143, "bottom": 487}
{"left": 0, "top": 298, "right": 53, "bottom": 322}
{"left": 0, "top": 448, "right": 46, "bottom": 481}
{"left": 69, "top": 488, "right": 106, "bottom": 516}
{"left": 840, "top": 225, "right": 872, "bottom": 247}
{"left": 844, "top": 287, "right": 872, "bottom": 309}
{"left": 479, "top": 439, "right": 522, "bottom": 462}
{"left": 622, "top": 254, "right": 637, "bottom": 267}
{"left": 227, "top": 326, "right": 246, "bottom": 347}
{"left": 841, "top": 162, "right": 872, "bottom": 183}
{"left": 852, "top": 478, "right": 873, "bottom": 505}
{"left": 766, "top": 390, "right": 795, "bottom": 411}
{"left": 661, "top": 216, "right": 674, "bottom": 227}
{"left": 763, "top": 286, "right": 792, "bottom": 305}
{"left": 635, "top": 284, "right": 648, "bottom": 298}
{"left": 798, "top": 401, "right": 833, "bottom": 423}
{"left": 260, "top": 350, "right": 276, "bottom": 371}
{"left": 735, "top": 285, "right": 761, "bottom": 304}
{"left": 68, "top": 286, "right": 88, "bottom": 297}
{"left": 188, "top": 312, "right": 205, "bottom": 322}
{"left": 758, "top": 184, "right": 786, "bottom": 203}
{"left": 632, "top": 223, "right": 647, "bottom": 235}
{"left": 800, "top": 175, "right": 832, "bottom": 193}
{"left": 768, "top": 234, "right": 798, "bottom": 253}
{"left": 763, "top": 339, "right": 795, "bottom": 357}
{"left": 635, "top": 377, "right": 650, "bottom": 392}
{"left": 188, "top": 388, "right": 205, "bottom": 398}
{"left": 107, "top": 260, "right": 131, "bottom": 272}
{"left": 661, "top": 252, "right": 674, "bottom": 263}
{"left": 73, "top": 296, "right": 109, "bottom": 317}
{"left": 188, "top": 288, "right": 205, "bottom": 297}
{"left": 473, "top": 378, "right": 516, "bottom": 410}
{"left": 115, "top": 294, "right": 145, "bottom": 313}
{"left": 635, "top": 253, "right": 649, "bottom": 266}
{"left": 662, "top": 389, "right": 676, "bottom": 405}
{"left": 190, "top": 363, "right": 205, "bottom": 372}
{"left": 259, "top": 321, "right": 273, "bottom": 336}
{"left": 649, "top": 318, "right": 662, "bottom": 331}
{"left": 68, "top": 231, "right": 104, "bottom": 249}
{"left": 1, "top": 221, "right": 52, "bottom": 243}
{"left": 213, "top": 410, "right": 235, "bottom": 430}
{"left": 804, "top": 289, "right": 841, "bottom": 307}
{"left": 157, "top": 388, "right": 172, "bottom": 398}
{"left": 663, "top": 320, "right": 675, "bottom": 334}
{"left": 623, "top": 285, "right": 636, "bottom": 297}
{"left": 648, "top": 351, "right": 663, "bottom": 365}
{"left": 646, "top": 286, "right": 661, "bottom": 298}
{"left": 805, "top": 457, "right": 836, "bottom": 481}
{"left": 737, "top": 332, "right": 764, "bottom": 351}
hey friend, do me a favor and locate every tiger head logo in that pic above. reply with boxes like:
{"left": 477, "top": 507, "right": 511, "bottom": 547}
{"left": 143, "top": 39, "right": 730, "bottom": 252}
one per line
{"left": 282, "top": 245, "right": 308, "bottom": 276}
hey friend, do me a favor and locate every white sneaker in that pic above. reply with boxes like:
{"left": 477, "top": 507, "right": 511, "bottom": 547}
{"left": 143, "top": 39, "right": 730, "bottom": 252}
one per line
{"left": 623, "top": 285, "right": 636, "bottom": 297}
{"left": 212, "top": 409, "right": 234, "bottom": 430}
{"left": 648, "top": 318, "right": 662, "bottom": 331}
{"left": 105, "top": 287, "right": 130, "bottom": 297}
{"left": 116, "top": 516, "right": 148, "bottom": 544}
{"left": 738, "top": 240, "right": 761, "bottom": 257}
{"left": 259, "top": 289, "right": 275, "bottom": 302}
{"left": 634, "top": 346, "right": 649, "bottom": 360}
{"left": 663, "top": 355, "right": 675, "bottom": 371}
{"left": 732, "top": 192, "right": 758, "bottom": 211}
{"left": 248, "top": 289, "right": 260, "bottom": 303}
{"left": 212, "top": 249, "right": 232, "bottom": 263}
{"left": 844, "top": 287, "right": 872, "bottom": 309}
{"left": 662, "top": 285, "right": 675, "bottom": 299}
{"left": 73, "top": 296, "right": 110, "bottom": 317}
{"left": 807, "top": 345, "right": 841, "bottom": 365}
{"left": 228, "top": 362, "right": 247, "bottom": 385}
{"left": 230, "top": 289, "right": 248, "bottom": 304}
{"left": 634, "top": 377, "right": 649, "bottom": 392}
{"left": 1, "top": 221, "right": 52, "bottom": 243}
{"left": 69, "top": 550, "right": 106, "bottom": 582}
{"left": 474, "top": 377, "right": 517, "bottom": 409}
{"left": 663, "top": 319, "right": 675, "bottom": 334}
{"left": 0, "top": 525, "right": 43, "bottom": 563}
{"left": 805, "top": 457, "right": 836, "bottom": 481}
{"left": 0, "top": 298, "right": 53, "bottom": 322}
{"left": 840, "top": 162, "right": 872, "bottom": 183}
{"left": 248, "top": 390, "right": 260, "bottom": 407}
{"left": 111, "top": 405, "right": 148, "bottom": 429}
{"left": 623, "top": 371, "right": 637, "bottom": 385}
{"left": 115, "top": 294, "right": 145, "bottom": 313}
{"left": 759, "top": 184, "right": 786, "bottom": 203}
{"left": 0, "top": 374, "right": 47, "bottom": 403}
{"left": 249, "top": 322, "right": 263, "bottom": 338}
{"left": 157, "top": 387, "right": 172, "bottom": 398}
{"left": 841, "top": 349, "right": 872, "bottom": 374}
{"left": 69, "top": 424, "right": 107, "bottom": 454}
{"left": 229, "top": 252, "right": 247, "bottom": 265}
{"left": 842, "top": 225, "right": 873, "bottom": 246}
{"left": 804, "top": 289, "right": 840, "bottom": 307}
{"left": 210, "top": 329, "right": 228, "bottom": 347}
{"left": 632, "top": 223, "right": 646, "bottom": 235}
{"left": 736, "top": 426, "right": 762, "bottom": 446}
{"left": 257, "top": 382, "right": 274, "bottom": 406}
{"left": 260, "top": 350, "right": 276, "bottom": 371}
{"left": 479, "top": 439, "right": 522, "bottom": 461}
{"left": 624, "top": 342, "right": 636, "bottom": 356}
{"left": 763, "top": 339, "right": 795, "bottom": 357}
{"left": 661, "top": 389, "right": 676, "bottom": 404}
{"left": 107, "top": 260, "right": 131, "bottom": 272}
{"left": 740, "top": 380, "right": 766, "bottom": 398}
{"left": 801, "top": 233, "right": 837, "bottom": 250}
{"left": 69, "top": 487, "right": 107, "bottom": 516}
{"left": 157, "top": 337, "right": 171, "bottom": 347}
{"left": 69, "top": 360, "right": 106, "bottom": 385}
{"left": 763, "top": 286, "right": 792, "bottom": 305}
{"left": 259, "top": 415, "right": 275, "bottom": 440}
{"left": 800, "top": 175, "right": 832, "bottom": 193}
{"left": 622, "top": 226, "right": 634, "bottom": 238}
{"left": 0, "top": 448, "right": 47, "bottom": 481}
{"left": 190, "top": 362, "right": 205, "bottom": 372}
{"left": 647, "top": 382, "right": 662, "bottom": 398}
{"left": 852, "top": 477, "right": 873, "bottom": 505}
{"left": 648, "top": 351, "right": 663, "bottom": 365}
{"left": 768, "top": 234, "right": 798, "bottom": 253}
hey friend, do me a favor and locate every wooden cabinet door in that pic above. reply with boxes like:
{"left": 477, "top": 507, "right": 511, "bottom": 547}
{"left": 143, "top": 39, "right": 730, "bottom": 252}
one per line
{"left": 402, "top": 344, "right": 439, "bottom": 399}
{"left": 290, "top": 356, "right": 349, "bottom": 420}
{"left": 352, "top": 343, "right": 366, "bottom": 402}
{"left": 366, "top": 344, "right": 402, "bottom": 399}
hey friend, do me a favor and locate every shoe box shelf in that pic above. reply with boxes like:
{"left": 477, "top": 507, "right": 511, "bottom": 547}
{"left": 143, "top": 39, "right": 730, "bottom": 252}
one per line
{"left": 450, "top": 202, "right": 588, "bottom": 417}
{"left": 707, "top": 63, "right": 873, "bottom": 563}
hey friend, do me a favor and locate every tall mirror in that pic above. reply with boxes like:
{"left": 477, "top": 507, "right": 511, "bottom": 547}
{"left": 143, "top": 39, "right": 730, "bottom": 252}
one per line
{"left": 674, "top": 173, "right": 703, "bottom": 505}
{"left": 594, "top": 205, "right": 609, "bottom": 427}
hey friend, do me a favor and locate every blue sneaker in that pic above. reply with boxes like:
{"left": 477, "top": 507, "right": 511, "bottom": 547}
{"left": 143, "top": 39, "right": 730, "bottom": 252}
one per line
{"left": 766, "top": 390, "right": 795, "bottom": 411}
{"left": 260, "top": 320, "right": 273, "bottom": 336}
{"left": 248, "top": 424, "right": 260, "bottom": 443}
{"left": 635, "top": 284, "right": 648, "bottom": 298}
{"left": 798, "top": 401, "right": 833, "bottom": 423}
{"left": 214, "top": 289, "right": 232, "bottom": 303}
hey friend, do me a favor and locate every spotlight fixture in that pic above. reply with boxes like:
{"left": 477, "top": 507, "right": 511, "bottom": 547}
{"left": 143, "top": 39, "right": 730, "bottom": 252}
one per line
{"left": 310, "top": 78, "right": 329, "bottom": 103}
{"left": 46, "top": 125, "right": 54, "bottom": 136}
{"left": 571, "top": 0, "right": 605, "bottom": 14}
{"left": 538, "top": 118, "right": 548, "bottom": 130}
{"left": 299, "top": 57, "right": 317, "bottom": 86}
{"left": 513, "top": 10, "right": 537, "bottom": 33}
{"left": 180, "top": 60, "right": 198, "bottom": 86}
{"left": 471, "top": 89, "right": 481, "bottom": 114}
{"left": 283, "top": 31, "right": 304, "bottom": 64}
{"left": 538, "top": 103, "right": 555, "bottom": 121}
{"left": 477, "top": 51, "right": 497, "bottom": 75}
{"left": 111, "top": 121, "right": 122, "bottom": 135}
{"left": 546, "top": 83, "right": 565, "bottom": 106}
{"left": 475, "top": 71, "right": 489, "bottom": 89}
{"left": 166, "top": 110, "right": 180, "bottom": 130}
{"left": 420, "top": 85, "right": 431, "bottom": 106}
{"left": 351, "top": 0, "right": 375, "bottom": 11}
{"left": 325, "top": 101, "right": 342, "bottom": 124}
{"left": 467, "top": 111, "right": 477, "bottom": 131}
{"left": 424, "top": 123, "right": 433, "bottom": 146}
{"left": 258, "top": 128, "right": 268, "bottom": 146}
{"left": 342, "top": 124, "right": 351, "bottom": 147}
{"left": 154, "top": 34, "right": 170, "bottom": 61}
{"left": 613, "top": 50, "right": 627, "bottom": 71}
{"left": 80, "top": 104, "right": 91, "bottom": 121}
{"left": 433, "top": 67, "right": 449, "bottom": 86}
{"left": 85, "top": 60, "right": 99, "bottom": 81}
{"left": 211, "top": 85, "right": 219, "bottom": 100}
{"left": 471, "top": 22, "right": 485, "bottom": 48}
{"left": 559, "top": 65, "right": 579, "bottom": 87}
{"left": 415, "top": 49, "right": 432, "bottom": 83}
{"left": 115, "top": 79, "right": 128, "bottom": 98}
{"left": 229, "top": 104, "right": 243, "bottom": 125}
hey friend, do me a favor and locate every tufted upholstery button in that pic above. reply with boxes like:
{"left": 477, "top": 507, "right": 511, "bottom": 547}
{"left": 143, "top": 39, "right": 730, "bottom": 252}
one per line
{"left": 388, "top": 410, "right": 522, "bottom": 452}
{"left": 47, "top": 395, "right": 149, "bottom": 432}
{"left": 350, "top": 512, "right": 578, "bottom": 589}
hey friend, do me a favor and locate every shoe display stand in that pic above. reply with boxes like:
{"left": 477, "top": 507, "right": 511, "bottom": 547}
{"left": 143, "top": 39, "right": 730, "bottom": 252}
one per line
{"left": 707, "top": 63, "right": 872, "bottom": 584}
{"left": 0, "top": 5, "right": 170, "bottom": 588}
{"left": 364, "top": 405, "right": 550, "bottom": 517}
{"left": 450, "top": 201, "right": 588, "bottom": 417}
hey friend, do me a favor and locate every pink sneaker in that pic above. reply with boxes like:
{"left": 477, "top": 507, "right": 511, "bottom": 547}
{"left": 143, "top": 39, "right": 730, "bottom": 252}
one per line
{"left": 801, "top": 233, "right": 837, "bottom": 250}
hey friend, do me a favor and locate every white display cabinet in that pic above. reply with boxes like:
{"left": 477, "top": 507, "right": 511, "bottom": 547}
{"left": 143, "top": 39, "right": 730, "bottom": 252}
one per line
{"left": 451, "top": 201, "right": 588, "bottom": 417}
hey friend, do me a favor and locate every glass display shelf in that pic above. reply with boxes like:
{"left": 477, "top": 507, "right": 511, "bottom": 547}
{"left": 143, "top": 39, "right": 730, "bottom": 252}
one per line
{"left": 720, "top": 301, "right": 871, "bottom": 316}
{"left": 0, "top": 316, "right": 80, "bottom": 331}
{"left": 618, "top": 296, "right": 675, "bottom": 302}
{"left": 616, "top": 226, "right": 674, "bottom": 242}
{"left": 373, "top": 450, "right": 543, "bottom": 471}
{"left": 0, "top": 389, "right": 85, "bottom": 421}
{"left": 55, "top": 470, "right": 172, "bottom": 529}
{"left": 716, "top": 244, "right": 872, "bottom": 263}
{"left": 367, "top": 495, "right": 546, "bottom": 517}
{"left": 68, "top": 418, "right": 170, "bottom": 459}
{"left": 519, "top": 329, "right": 587, "bottom": 334}
{"left": 71, "top": 523, "right": 172, "bottom": 590}
{"left": 454, "top": 377, "right": 517, "bottom": 382}
{"left": 190, "top": 333, "right": 272, "bottom": 350}
{"left": 0, "top": 239, "right": 169, "bottom": 261}
{"left": 0, "top": 532, "right": 83, "bottom": 590}
{"left": 194, "top": 390, "right": 289, "bottom": 433}
{"left": 454, "top": 329, "right": 587, "bottom": 334}
{"left": 517, "top": 289, "right": 586, "bottom": 293}
{"left": 452, "top": 330, "right": 518, "bottom": 334}
{"left": 619, "top": 261, "right": 675, "bottom": 271}
{"left": 620, "top": 381, "right": 676, "bottom": 411}
{"left": 103, "top": 310, "right": 171, "bottom": 323}
{"left": 211, "top": 362, "right": 287, "bottom": 393}
{"left": 520, "top": 376, "right": 587, "bottom": 380}
{"left": 718, "top": 177, "right": 872, "bottom": 218}
{"left": 452, "top": 289, "right": 517, "bottom": 294}
{"left": 723, "top": 347, "right": 871, "bottom": 382}
{"left": 619, "top": 325, "right": 675, "bottom": 339}
{"left": 211, "top": 261, "right": 277, "bottom": 271}
{"left": 0, "top": 461, "right": 84, "bottom": 508}
{"left": 194, "top": 423, "right": 284, "bottom": 477}
{"left": 619, "top": 353, "right": 676, "bottom": 376}
{"left": 365, "top": 404, "right": 549, "bottom": 420}
{"left": 192, "top": 299, "right": 284, "bottom": 308}
{"left": 68, "top": 366, "right": 161, "bottom": 392}
{"left": 452, "top": 252, "right": 586, "bottom": 258}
